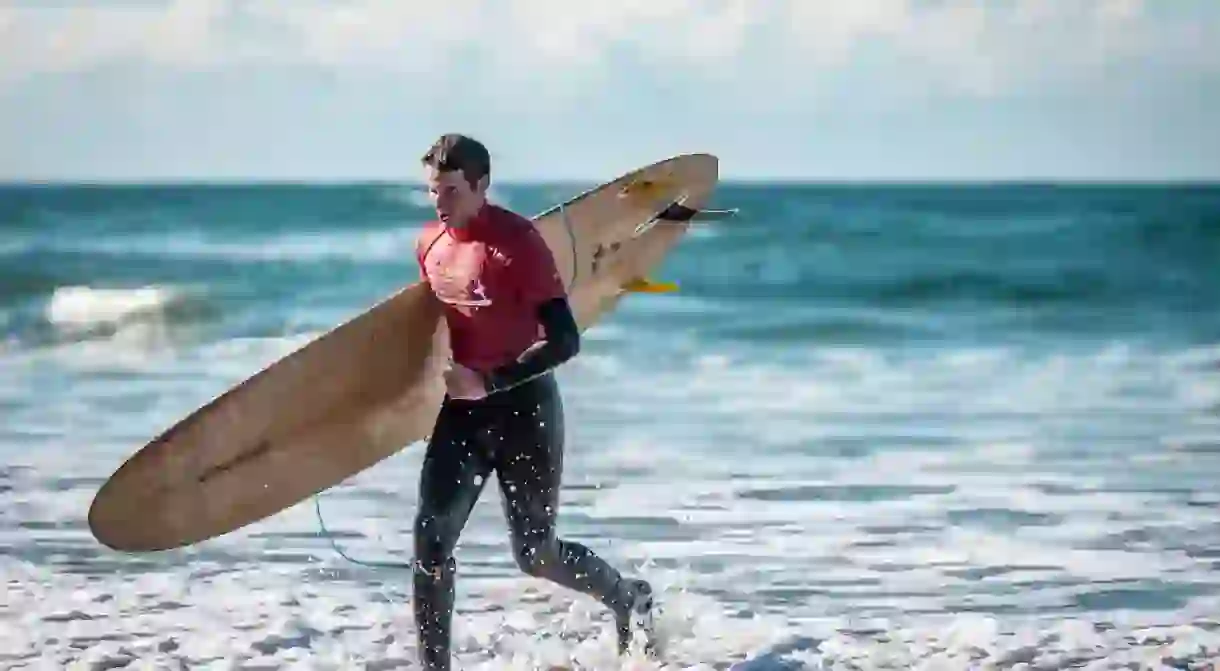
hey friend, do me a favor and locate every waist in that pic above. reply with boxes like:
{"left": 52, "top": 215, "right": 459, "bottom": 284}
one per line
{"left": 447, "top": 370, "right": 557, "bottom": 408}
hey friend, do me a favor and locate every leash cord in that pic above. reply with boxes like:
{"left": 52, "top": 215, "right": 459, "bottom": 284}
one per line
{"left": 312, "top": 493, "right": 414, "bottom": 571}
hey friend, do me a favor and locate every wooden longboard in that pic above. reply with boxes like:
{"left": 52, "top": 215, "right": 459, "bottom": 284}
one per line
{"left": 87, "top": 153, "right": 726, "bottom": 552}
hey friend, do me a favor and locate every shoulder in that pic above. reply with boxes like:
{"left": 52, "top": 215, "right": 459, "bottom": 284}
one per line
{"left": 488, "top": 205, "right": 548, "bottom": 250}
{"left": 487, "top": 206, "right": 565, "bottom": 297}
{"left": 487, "top": 204, "right": 535, "bottom": 231}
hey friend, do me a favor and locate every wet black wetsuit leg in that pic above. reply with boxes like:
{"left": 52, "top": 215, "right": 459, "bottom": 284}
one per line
{"left": 490, "top": 373, "right": 632, "bottom": 612}
{"left": 412, "top": 373, "right": 638, "bottom": 670}
{"left": 412, "top": 396, "right": 494, "bottom": 671}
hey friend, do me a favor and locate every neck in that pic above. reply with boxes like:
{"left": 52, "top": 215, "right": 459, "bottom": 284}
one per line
{"left": 446, "top": 201, "right": 489, "bottom": 240}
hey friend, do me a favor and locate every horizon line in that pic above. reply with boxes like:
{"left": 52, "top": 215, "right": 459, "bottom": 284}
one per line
{"left": 2, "top": 176, "right": 1219, "bottom": 187}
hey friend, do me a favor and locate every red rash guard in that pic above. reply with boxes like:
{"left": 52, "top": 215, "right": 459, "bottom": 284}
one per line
{"left": 415, "top": 203, "right": 567, "bottom": 375}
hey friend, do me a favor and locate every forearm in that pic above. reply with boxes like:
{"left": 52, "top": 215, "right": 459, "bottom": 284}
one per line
{"left": 484, "top": 298, "right": 580, "bottom": 394}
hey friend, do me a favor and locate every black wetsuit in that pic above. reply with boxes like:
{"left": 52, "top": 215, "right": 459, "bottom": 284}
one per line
{"left": 411, "top": 299, "right": 642, "bottom": 670}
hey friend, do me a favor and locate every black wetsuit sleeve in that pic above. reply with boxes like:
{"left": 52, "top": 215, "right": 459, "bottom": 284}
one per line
{"left": 483, "top": 297, "right": 580, "bottom": 394}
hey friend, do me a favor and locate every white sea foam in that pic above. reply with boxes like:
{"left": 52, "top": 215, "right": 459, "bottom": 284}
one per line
{"left": 3, "top": 555, "right": 1219, "bottom": 668}
{"left": 45, "top": 285, "right": 178, "bottom": 330}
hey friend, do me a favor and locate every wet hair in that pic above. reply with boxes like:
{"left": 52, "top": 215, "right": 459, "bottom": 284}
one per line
{"left": 420, "top": 133, "right": 491, "bottom": 189}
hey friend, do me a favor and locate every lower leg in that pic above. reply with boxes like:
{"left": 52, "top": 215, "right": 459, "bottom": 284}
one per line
{"left": 513, "top": 534, "right": 629, "bottom": 609}
{"left": 491, "top": 376, "right": 654, "bottom": 651}
{"left": 412, "top": 557, "right": 456, "bottom": 670}
{"left": 412, "top": 400, "right": 492, "bottom": 671}
{"left": 515, "top": 532, "right": 655, "bottom": 655}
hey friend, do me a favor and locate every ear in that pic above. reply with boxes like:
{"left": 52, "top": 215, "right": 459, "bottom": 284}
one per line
{"left": 476, "top": 174, "right": 490, "bottom": 194}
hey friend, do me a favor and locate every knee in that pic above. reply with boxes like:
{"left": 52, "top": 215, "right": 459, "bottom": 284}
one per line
{"left": 413, "top": 555, "right": 456, "bottom": 586}
{"left": 512, "top": 540, "right": 563, "bottom": 578}
{"left": 413, "top": 510, "right": 457, "bottom": 571}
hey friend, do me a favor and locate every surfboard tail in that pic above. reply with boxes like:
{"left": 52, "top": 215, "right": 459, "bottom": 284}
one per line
{"left": 620, "top": 204, "right": 738, "bottom": 294}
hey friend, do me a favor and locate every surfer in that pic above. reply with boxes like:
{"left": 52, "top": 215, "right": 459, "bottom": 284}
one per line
{"left": 410, "top": 133, "right": 656, "bottom": 669}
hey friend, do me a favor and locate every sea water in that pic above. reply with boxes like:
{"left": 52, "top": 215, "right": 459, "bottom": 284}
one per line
{"left": 3, "top": 182, "right": 1220, "bottom": 668}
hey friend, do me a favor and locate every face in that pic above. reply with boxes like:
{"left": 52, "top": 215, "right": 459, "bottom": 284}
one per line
{"left": 425, "top": 166, "right": 487, "bottom": 227}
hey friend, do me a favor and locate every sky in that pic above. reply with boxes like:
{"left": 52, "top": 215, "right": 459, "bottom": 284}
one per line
{"left": 1, "top": 0, "right": 1218, "bottom": 182}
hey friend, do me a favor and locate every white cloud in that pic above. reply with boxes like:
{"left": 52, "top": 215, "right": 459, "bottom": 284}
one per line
{"left": 244, "top": 1, "right": 483, "bottom": 71}
{"left": 773, "top": 0, "right": 1195, "bottom": 96}
{"left": 0, "top": 0, "right": 1215, "bottom": 94}
{"left": 782, "top": 0, "right": 911, "bottom": 66}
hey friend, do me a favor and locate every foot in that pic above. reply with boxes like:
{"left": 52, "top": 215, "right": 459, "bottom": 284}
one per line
{"left": 614, "top": 578, "right": 656, "bottom": 657}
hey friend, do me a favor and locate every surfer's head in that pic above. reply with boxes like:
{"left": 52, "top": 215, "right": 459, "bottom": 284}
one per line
{"left": 422, "top": 133, "right": 490, "bottom": 228}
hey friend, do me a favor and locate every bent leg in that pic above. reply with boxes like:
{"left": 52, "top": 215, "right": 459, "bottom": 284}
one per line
{"left": 413, "top": 399, "right": 493, "bottom": 671}
{"left": 491, "top": 376, "right": 630, "bottom": 611}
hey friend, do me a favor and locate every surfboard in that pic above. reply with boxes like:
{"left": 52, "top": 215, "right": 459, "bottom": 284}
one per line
{"left": 87, "top": 153, "right": 731, "bottom": 552}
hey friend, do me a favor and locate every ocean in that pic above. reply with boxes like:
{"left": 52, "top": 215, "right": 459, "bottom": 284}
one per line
{"left": 3, "top": 181, "right": 1220, "bottom": 669}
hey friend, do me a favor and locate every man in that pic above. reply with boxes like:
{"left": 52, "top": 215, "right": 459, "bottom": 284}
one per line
{"left": 410, "top": 133, "right": 656, "bottom": 670}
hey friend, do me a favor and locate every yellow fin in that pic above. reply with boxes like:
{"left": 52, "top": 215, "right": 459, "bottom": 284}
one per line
{"left": 621, "top": 277, "right": 678, "bottom": 294}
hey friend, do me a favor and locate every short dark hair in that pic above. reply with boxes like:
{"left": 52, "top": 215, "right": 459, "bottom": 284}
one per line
{"left": 421, "top": 133, "right": 490, "bottom": 188}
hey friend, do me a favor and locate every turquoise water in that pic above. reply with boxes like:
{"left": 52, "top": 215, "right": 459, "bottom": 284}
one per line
{"left": 3, "top": 182, "right": 1220, "bottom": 668}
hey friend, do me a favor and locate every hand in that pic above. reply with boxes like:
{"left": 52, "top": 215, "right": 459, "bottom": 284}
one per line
{"left": 444, "top": 362, "right": 489, "bottom": 400}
